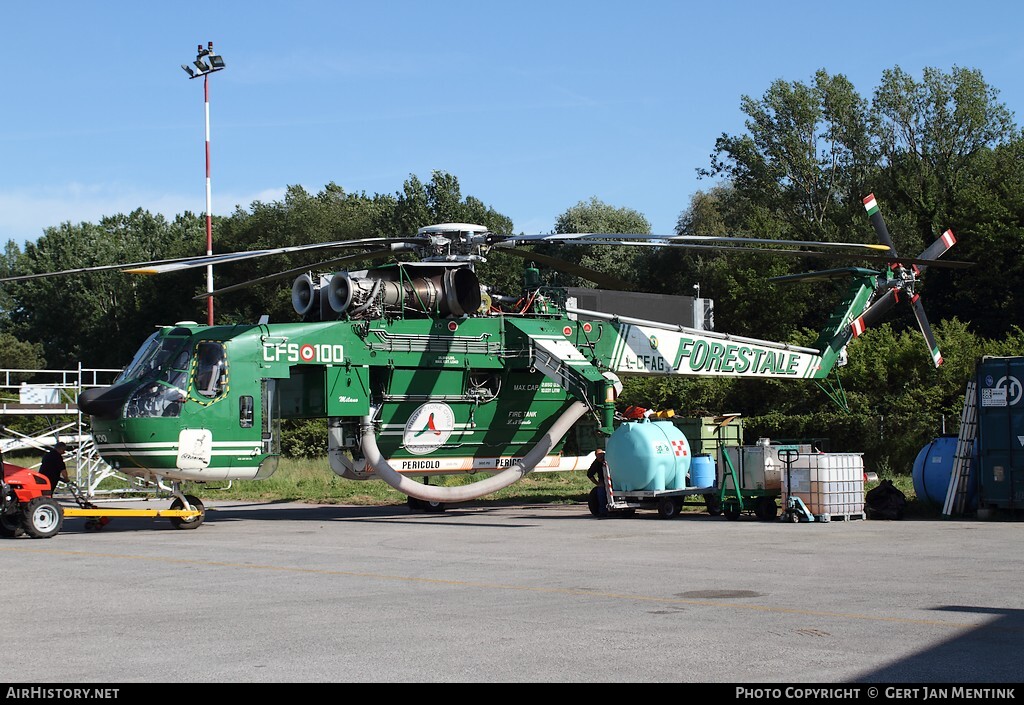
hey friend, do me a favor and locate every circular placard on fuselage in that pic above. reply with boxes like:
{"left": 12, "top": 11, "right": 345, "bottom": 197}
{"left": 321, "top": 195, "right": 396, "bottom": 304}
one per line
{"left": 402, "top": 402, "right": 456, "bottom": 455}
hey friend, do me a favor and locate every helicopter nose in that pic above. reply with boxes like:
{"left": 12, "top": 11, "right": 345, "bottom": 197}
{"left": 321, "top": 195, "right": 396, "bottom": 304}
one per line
{"left": 77, "top": 384, "right": 134, "bottom": 420}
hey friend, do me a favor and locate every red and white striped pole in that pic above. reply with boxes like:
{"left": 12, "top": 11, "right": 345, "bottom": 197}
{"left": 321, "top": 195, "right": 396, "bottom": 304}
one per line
{"left": 182, "top": 42, "right": 225, "bottom": 327}
{"left": 203, "top": 73, "right": 214, "bottom": 326}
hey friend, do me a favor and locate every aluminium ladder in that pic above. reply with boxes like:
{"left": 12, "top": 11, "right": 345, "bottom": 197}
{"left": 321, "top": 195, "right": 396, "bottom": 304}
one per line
{"left": 942, "top": 380, "right": 977, "bottom": 517}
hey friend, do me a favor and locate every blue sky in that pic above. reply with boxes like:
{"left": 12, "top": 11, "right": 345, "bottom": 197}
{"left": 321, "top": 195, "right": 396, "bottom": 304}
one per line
{"left": 3, "top": 1, "right": 1023, "bottom": 247}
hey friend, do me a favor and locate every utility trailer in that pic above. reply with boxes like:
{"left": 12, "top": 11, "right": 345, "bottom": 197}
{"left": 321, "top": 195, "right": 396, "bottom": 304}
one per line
{"left": 598, "top": 484, "right": 722, "bottom": 519}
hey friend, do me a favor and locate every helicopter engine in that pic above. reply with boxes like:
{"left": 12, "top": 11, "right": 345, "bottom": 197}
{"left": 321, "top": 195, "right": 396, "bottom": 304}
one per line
{"left": 292, "top": 266, "right": 482, "bottom": 320}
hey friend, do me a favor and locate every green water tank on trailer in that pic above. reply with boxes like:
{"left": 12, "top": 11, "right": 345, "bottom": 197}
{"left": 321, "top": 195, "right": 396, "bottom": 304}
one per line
{"left": 606, "top": 419, "right": 691, "bottom": 491}
{"left": 976, "top": 356, "right": 1024, "bottom": 510}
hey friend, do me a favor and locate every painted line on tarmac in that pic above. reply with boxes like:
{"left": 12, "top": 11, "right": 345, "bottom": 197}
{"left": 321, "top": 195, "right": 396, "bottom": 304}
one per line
{"left": 0, "top": 545, "right": 986, "bottom": 631}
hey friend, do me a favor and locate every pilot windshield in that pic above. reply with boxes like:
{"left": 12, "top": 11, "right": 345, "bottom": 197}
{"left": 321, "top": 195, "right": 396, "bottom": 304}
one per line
{"left": 116, "top": 332, "right": 191, "bottom": 385}
{"left": 122, "top": 344, "right": 191, "bottom": 419}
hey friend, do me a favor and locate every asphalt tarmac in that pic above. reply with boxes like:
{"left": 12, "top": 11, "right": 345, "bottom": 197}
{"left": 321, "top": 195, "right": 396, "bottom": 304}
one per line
{"left": 3, "top": 500, "right": 1022, "bottom": 684}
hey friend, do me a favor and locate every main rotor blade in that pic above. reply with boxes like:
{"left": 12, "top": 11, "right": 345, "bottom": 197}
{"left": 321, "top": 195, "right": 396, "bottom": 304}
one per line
{"left": 502, "top": 232, "right": 890, "bottom": 252}
{"left": 193, "top": 249, "right": 396, "bottom": 300}
{"left": 863, "top": 193, "right": 898, "bottom": 256}
{"left": 493, "top": 247, "right": 637, "bottom": 291}
{"left": 850, "top": 288, "right": 900, "bottom": 338}
{"left": 528, "top": 238, "right": 973, "bottom": 269}
{"left": 124, "top": 237, "right": 421, "bottom": 275}
{"left": 910, "top": 294, "right": 944, "bottom": 368}
{"left": 0, "top": 254, "right": 211, "bottom": 283}
{"left": 770, "top": 267, "right": 882, "bottom": 284}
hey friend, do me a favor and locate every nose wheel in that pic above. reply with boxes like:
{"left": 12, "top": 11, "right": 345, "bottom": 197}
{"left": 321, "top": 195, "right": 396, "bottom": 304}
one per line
{"left": 169, "top": 494, "right": 206, "bottom": 529}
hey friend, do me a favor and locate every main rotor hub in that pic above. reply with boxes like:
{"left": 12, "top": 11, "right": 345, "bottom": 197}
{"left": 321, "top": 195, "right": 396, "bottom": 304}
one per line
{"left": 415, "top": 223, "right": 492, "bottom": 262}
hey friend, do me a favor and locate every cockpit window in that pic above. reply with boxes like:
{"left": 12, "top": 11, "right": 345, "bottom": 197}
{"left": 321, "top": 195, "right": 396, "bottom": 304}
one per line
{"left": 122, "top": 344, "right": 191, "bottom": 419}
{"left": 193, "top": 342, "right": 227, "bottom": 398}
{"left": 116, "top": 332, "right": 191, "bottom": 385}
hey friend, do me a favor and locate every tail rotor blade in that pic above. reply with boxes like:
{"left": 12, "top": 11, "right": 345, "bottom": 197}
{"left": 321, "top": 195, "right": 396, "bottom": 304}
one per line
{"left": 863, "top": 193, "right": 898, "bottom": 257}
{"left": 850, "top": 288, "right": 900, "bottom": 338}
{"left": 910, "top": 294, "right": 944, "bottom": 367}
{"left": 913, "top": 229, "right": 957, "bottom": 275}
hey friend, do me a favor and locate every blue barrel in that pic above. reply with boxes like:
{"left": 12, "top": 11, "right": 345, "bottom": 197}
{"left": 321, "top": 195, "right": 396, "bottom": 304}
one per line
{"left": 912, "top": 436, "right": 978, "bottom": 510}
{"left": 606, "top": 419, "right": 691, "bottom": 492}
{"left": 689, "top": 454, "right": 715, "bottom": 488}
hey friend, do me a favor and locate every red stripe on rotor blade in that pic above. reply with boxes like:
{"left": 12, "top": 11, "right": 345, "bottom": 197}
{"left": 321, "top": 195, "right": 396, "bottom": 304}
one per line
{"left": 911, "top": 294, "right": 920, "bottom": 304}
{"left": 851, "top": 317, "right": 866, "bottom": 337}
{"left": 941, "top": 229, "right": 956, "bottom": 247}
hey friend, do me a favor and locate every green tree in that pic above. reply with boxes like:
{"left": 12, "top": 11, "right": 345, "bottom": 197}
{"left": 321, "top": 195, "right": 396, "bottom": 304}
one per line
{"left": 515, "top": 196, "right": 650, "bottom": 290}
{"left": 0, "top": 332, "right": 46, "bottom": 376}
{"left": 7, "top": 210, "right": 201, "bottom": 367}
{"left": 702, "top": 69, "right": 877, "bottom": 243}
{"left": 871, "top": 65, "right": 1016, "bottom": 249}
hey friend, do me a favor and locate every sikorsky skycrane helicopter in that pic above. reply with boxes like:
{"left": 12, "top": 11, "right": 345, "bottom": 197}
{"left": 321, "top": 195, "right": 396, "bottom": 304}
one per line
{"left": 1, "top": 194, "right": 968, "bottom": 521}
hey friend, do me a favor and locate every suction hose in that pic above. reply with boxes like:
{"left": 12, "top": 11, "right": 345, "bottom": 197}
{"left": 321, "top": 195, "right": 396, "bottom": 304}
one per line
{"left": 360, "top": 401, "right": 589, "bottom": 503}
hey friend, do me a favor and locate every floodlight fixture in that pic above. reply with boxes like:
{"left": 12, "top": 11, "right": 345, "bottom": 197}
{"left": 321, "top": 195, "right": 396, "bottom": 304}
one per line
{"left": 181, "top": 64, "right": 195, "bottom": 77}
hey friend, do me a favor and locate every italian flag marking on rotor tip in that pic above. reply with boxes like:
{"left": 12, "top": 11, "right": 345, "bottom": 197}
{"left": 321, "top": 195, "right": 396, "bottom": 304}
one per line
{"left": 863, "top": 194, "right": 879, "bottom": 215}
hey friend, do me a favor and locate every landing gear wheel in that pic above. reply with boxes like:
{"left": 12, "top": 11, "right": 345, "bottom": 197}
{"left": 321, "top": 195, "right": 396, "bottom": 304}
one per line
{"left": 408, "top": 496, "right": 446, "bottom": 513}
{"left": 657, "top": 497, "right": 681, "bottom": 519}
{"left": 169, "top": 495, "right": 205, "bottom": 530}
{"left": 724, "top": 501, "right": 742, "bottom": 521}
{"left": 754, "top": 497, "right": 778, "bottom": 521}
{"left": 22, "top": 497, "right": 64, "bottom": 538}
{"left": 0, "top": 513, "right": 24, "bottom": 538}
{"left": 704, "top": 495, "right": 722, "bottom": 516}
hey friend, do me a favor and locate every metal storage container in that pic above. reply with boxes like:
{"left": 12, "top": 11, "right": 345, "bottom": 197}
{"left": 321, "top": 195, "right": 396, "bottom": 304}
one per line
{"left": 720, "top": 442, "right": 792, "bottom": 491}
{"left": 976, "top": 356, "right": 1024, "bottom": 510}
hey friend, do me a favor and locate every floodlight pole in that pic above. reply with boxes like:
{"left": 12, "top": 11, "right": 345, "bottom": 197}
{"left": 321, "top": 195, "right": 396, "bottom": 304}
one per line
{"left": 202, "top": 72, "right": 214, "bottom": 326}
{"left": 182, "top": 42, "right": 225, "bottom": 326}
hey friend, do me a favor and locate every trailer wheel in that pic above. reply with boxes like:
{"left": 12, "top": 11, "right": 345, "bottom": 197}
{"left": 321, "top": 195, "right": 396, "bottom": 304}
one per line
{"left": 169, "top": 495, "right": 205, "bottom": 530}
{"left": 587, "top": 487, "right": 602, "bottom": 517}
{"left": 704, "top": 495, "right": 722, "bottom": 516}
{"left": 724, "top": 501, "right": 741, "bottom": 521}
{"left": 22, "top": 497, "right": 64, "bottom": 538}
{"left": 0, "top": 513, "right": 24, "bottom": 538}
{"left": 657, "top": 497, "right": 680, "bottom": 519}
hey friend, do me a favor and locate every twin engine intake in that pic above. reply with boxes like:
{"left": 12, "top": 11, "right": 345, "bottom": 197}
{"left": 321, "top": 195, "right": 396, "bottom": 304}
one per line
{"left": 292, "top": 267, "right": 482, "bottom": 320}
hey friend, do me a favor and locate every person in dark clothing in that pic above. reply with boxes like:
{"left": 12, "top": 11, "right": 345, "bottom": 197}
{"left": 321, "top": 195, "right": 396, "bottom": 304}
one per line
{"left": 39, "top": 442, "right": 69, "bottom": 496}
{"left": 587, "top": 449, "right": 607, "bottom": 485}
{"left": 587, "top": 449, "right": 609, "bottom": 516}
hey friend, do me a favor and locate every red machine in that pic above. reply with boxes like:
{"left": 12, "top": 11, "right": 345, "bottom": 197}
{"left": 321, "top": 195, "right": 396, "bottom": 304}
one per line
{"left": 1, "top": 461, "right": 64, "bottom": 538}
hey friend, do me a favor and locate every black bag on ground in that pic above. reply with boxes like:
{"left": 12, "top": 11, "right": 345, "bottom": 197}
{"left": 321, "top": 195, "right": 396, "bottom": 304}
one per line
{"left": 865, "top": 479, "right": 907, "bottom": 520}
